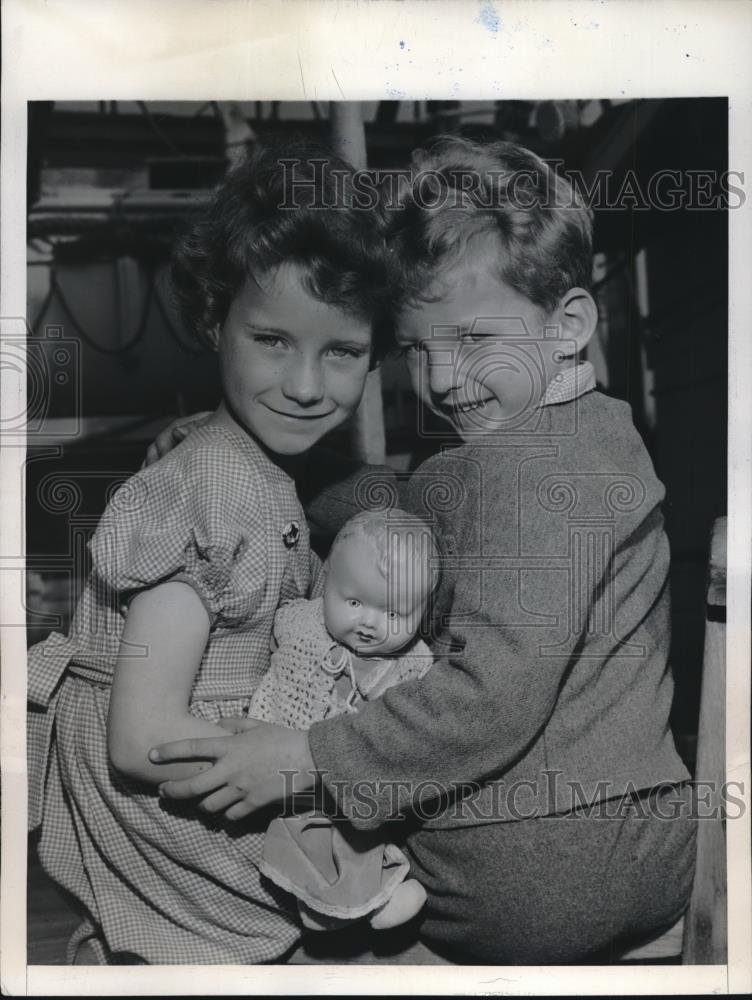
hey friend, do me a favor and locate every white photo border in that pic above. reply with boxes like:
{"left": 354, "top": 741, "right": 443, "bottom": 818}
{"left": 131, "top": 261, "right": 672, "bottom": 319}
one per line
{"left": 2, "top": 0, "right": 750, "bottom": 995}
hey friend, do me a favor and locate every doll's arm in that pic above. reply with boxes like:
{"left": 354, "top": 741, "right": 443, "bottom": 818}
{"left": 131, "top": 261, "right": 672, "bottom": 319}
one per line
{"left": 107, "top": 581, "right": 227, "bottom": 785}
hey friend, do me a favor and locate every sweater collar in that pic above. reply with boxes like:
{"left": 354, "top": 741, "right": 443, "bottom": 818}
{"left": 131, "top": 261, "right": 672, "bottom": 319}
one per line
{"left": 539, "top": 361, "right": 596, "bottom": 407}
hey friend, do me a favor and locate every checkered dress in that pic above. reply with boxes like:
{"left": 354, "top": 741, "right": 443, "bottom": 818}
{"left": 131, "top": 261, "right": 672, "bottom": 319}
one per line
{"left": 27, "top": 424, "right": 317, "bottom": 964}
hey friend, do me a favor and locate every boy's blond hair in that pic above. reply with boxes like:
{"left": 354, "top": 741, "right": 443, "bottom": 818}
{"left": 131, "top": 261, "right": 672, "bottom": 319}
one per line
{"left": 388, "top": 135, "right": 593, "bottom": 314}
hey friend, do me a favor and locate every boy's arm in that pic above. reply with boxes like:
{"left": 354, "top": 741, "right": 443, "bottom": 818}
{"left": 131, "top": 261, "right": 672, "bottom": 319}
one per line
{"left": 295, "top": 447, "right": 399, "bottom": 559}
{"left": 153, "top": 553, "right": 582, "bottom": 820}
{"left": 108, "top": 581, "right": 225, "bottom": 785}
{"left": 153, "top": 432, "right": 671, "bottom": 824}
{"left": 307, "top": 466, "right": 669, "bottom": 830}
{"left": 142, "top": 412, "right": 212, "bottom": 467}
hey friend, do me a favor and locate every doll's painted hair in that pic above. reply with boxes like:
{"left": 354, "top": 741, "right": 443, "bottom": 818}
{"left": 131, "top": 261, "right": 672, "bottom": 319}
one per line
{"left": 329, "top": 509, "right": 439, "bottom": 601}
{"left": 171, "top": 137, "right": 395, "bottom": 358}
{"left": 387, "top": 135, "right": 593, "bottom": 314}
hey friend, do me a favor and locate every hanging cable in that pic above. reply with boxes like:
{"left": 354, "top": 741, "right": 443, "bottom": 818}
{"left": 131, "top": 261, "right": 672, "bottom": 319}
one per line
{"left": 151, "top": 274, "right": 207, "bottom": 356}
{"left": 43, "top": 268, "right": 152, "bottom": 355}
{"left": 31, "top": 262, "right": 209, "bottom": 357}
{"left": 30, "top": 279, "right": 56, "bottom": 333}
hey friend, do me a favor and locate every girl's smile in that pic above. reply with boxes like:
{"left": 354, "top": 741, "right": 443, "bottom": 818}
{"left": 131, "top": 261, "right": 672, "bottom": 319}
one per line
{"left": 214, "top": 265, "right": 373, "bottom": 455}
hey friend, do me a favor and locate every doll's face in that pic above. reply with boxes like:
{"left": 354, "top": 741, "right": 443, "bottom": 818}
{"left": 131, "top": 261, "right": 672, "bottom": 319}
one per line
{"left": 323, "top": 534, "right": 427, "bottom": 657}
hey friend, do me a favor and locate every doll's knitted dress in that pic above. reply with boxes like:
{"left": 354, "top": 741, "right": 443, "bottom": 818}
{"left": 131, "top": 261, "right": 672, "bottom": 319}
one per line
{"left": 250, "top": 597, "right": 433, "bottom": 922}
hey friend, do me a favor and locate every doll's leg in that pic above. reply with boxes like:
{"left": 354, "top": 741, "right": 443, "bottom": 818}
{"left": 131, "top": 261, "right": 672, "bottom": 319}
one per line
{"left": 262, "top": 813, "right": 424, "bottom": 929}
{"left": 369, "top": 877, "right": 427, "bottom": 929}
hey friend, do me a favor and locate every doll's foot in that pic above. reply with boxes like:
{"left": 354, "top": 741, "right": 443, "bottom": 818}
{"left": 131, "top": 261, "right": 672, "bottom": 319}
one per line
{"left": 369, "top": 878, "right": 427, "bottom": 930}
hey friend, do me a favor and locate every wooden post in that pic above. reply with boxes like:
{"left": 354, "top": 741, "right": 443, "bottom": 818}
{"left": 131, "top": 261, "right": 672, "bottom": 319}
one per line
{"left": 215, "top": 101, "right": 255, "bottom": 169}
{"left": 617, "top": 516, "right": 728, "bottom": 965}
{"left": 330, "top": 103, "right": 386, "bottom": 466}
{"left": 683, "top": 516, "right": 728, "bottom": 964}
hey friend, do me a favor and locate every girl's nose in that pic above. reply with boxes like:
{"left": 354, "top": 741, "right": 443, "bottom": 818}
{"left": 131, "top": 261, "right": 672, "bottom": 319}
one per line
{"left": 282, "top": 357, "right": 325, "bottom": 405}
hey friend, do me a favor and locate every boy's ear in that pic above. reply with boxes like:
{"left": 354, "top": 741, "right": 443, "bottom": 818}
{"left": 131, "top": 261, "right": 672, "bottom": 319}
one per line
{"left": 555, "top": 288, "right": 597, "bottom": 356}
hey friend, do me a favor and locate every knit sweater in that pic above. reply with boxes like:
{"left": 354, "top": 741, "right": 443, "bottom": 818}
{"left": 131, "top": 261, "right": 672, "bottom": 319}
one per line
{"left": 308, "top": 390, "right": 691, "bottom": 830}
{"left": 249, "top": 597, "right": 433, "bottom": 728}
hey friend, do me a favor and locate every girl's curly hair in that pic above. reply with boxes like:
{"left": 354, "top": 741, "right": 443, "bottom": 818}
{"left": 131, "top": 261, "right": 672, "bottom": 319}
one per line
{"left": 171, "top": 136, "right": 397, "bottom": 360}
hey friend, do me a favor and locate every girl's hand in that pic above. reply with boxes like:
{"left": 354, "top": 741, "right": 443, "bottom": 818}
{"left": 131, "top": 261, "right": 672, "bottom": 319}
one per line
{"left": 149, "top": 721, "right": 317, "bottom": 820}
{"left": 142, "top": 412, "right": 212, "bottom": 468}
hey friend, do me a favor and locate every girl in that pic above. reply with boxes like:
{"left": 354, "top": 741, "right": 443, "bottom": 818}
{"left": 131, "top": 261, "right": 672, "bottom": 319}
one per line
{"left": 27, "top": 139, "right": 395, "bottom": 965}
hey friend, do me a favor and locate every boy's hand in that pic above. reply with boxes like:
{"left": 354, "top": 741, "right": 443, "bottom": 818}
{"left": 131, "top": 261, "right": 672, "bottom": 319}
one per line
{"left": 142, "top": 412, "right": 212, "bottom": 468}
{"left": 217, "top": 716, "right": 259, "bottom": 735}
{"left": 149, "top": 721, "right": 316, "bottom": 820}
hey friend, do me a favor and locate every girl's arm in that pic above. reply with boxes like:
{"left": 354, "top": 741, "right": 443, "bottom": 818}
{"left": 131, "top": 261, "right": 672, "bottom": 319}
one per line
{"left": 107, "top": 580, "right": 227, "bottom": 785}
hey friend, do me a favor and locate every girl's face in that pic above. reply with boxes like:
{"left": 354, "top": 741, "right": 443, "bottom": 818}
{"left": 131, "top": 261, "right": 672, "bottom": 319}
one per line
{"left": 217, "top": 265, "right": 372, "bottom": 456}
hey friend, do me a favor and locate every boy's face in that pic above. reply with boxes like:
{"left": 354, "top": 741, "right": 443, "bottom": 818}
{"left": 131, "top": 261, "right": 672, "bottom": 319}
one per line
{"left": 395, "top": 245, "right": 571, "bottom": 440}
{"left": 323, "top": 534, "right": 426, "bottom": 657}
{"left": 217, "top": 265, "right": 372, "bottom": 456}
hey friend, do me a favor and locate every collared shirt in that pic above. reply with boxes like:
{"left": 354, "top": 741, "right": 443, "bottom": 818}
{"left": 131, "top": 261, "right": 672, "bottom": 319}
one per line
{"left": 539, "top": 361, "right": 596, "bottom": 407}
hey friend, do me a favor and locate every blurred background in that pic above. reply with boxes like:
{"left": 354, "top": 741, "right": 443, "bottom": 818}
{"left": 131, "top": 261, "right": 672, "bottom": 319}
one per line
{"left": 26, "top": 96, "right": 727, "bottom": 768}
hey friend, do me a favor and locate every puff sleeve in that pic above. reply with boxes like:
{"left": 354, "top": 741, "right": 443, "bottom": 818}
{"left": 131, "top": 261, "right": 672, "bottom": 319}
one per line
{"left": 88, "top": 444, "right": 268, "bottom": 628}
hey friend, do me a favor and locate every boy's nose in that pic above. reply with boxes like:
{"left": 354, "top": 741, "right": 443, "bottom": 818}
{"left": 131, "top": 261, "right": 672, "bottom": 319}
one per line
{"left": 282, "top": 358, "right": 325, "bottom": 405}
{"left": 425, "top": 347, "right": 462, "bottom": 397}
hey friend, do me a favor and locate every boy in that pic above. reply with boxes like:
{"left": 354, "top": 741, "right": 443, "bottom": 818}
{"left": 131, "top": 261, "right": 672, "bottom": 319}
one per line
{"left": 152, "top": 138, "right": 696, "bottom": 964}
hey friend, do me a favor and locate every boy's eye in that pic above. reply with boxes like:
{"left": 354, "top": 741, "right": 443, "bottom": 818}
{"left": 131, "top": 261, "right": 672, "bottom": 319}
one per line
{"left": 387, "top": 611, "right": 400, "bottom": 621}
{"left": 328, "top": 345, "right": 367, "bottom": 360}
{"left": 460, "top": 330, "right": 500, "bottom": 345}
{"left": 346, "top": 598, "right": 361, "bottom": 608}
{"left": 394, "top": 342, "right": 423, "bottom": 358}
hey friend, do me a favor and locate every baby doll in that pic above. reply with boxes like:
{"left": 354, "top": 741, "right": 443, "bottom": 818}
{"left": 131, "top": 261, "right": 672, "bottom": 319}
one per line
{"left": 250, "top": 509, "right": 438, "bottom": 931}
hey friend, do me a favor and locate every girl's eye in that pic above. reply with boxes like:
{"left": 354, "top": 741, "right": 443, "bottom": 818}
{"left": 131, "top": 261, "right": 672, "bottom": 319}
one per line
{"left": 387, "top": 611, "right": 400, "bottom": 621}
{"left": 346, "top": 598, "right": 361, "bottom": 608}
{"left": 253, "top": 333, "right": 287, "bottom": 349}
